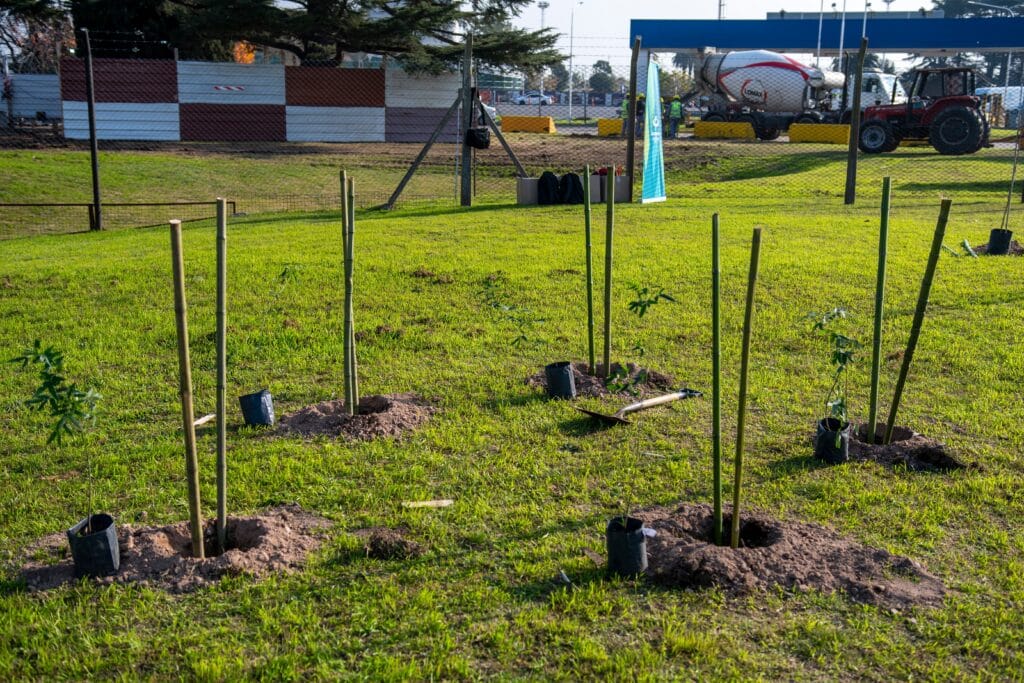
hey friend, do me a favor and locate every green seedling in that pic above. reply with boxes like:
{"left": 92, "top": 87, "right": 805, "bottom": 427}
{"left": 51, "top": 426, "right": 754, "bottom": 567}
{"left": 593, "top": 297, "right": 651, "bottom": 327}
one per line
{"left": 627, "top": 283, "right": 675, "bottom": 318}
{"left": 809, "top": 308, "right": 863, "bottom": 446}
{"left": 10, "top": 340, "right": 102, "bottom": 531}
{"left": 478, "top": 273, "right": 542, "bottom": 348}
{"left": 10, "top": 340, "right": 101, "bottom": 446}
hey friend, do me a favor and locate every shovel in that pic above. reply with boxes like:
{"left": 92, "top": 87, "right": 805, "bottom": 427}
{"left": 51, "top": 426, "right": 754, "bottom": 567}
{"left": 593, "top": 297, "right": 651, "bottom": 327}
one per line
{"left": 576, "top": 388, "right": 702, "bottom": 426}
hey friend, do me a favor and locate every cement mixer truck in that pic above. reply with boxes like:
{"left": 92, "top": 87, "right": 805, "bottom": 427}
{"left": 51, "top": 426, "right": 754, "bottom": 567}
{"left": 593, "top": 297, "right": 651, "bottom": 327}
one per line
{"left": 687, "top": 49, "right": 902, "bottom": 140}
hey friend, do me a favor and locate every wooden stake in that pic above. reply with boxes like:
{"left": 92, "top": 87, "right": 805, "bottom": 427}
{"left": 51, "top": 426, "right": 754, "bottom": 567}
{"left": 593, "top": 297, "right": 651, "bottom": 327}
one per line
{"left": 867, "top": 178, "right": 890, "bottom": 443}
{"left": 215, "top": 198, "right": 227, "bottom": 554}
{"left": 341, "top": 171, "right": 355, "bottom": 416}
{"left": 342, "top": 171, "right": 354, "bottom": 417}
{"left": 711, "top": 213, "right": 723, "bottom": 545}
{"left": 347, "top": 176, "right": 360, "bottom": 413}
{"left": 583, "top": 166, "right": 595, "bottom": 374}
{"left": 602, "top": 167, "right": 614, "bottom": 379}
{"left": 169, "top": 219, "right": 204, "bottom": 559}
{"left": 884, "top": 199, "right": 951, "bottom": 444}
{"left": 731, "top": 227, "right": 762, "bottom": 549}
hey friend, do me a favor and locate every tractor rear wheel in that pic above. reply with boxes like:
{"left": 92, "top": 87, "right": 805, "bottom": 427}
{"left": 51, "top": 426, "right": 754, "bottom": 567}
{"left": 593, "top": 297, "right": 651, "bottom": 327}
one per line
{"left": 929, "top": 105, "right": 984, "bottom": 155}
{"left": 859, "top": 119, "right": 896, "bottom": 154}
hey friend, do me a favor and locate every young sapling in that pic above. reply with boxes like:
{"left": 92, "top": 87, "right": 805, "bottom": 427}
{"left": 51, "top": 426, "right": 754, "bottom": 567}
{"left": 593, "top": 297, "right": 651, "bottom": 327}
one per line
{"left": 809, "top": 308, "right": 863, "bottom": 446}
{"left": 10, "top": 340, "right": 102, "bottom": 529}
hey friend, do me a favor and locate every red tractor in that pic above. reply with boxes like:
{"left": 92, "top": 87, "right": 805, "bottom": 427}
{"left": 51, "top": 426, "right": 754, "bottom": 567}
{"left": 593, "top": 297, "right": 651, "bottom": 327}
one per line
{"left": 858, "top": 67, "right": 989, "bottom": 155}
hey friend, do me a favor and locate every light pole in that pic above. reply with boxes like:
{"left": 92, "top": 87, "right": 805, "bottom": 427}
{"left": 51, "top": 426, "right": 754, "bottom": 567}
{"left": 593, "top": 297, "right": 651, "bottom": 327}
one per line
{"left": 538, "top": 1, "right": 549, "bottom": 94}
{"left": 568, "top": 0, "right": 584, "bottom": 121}
{"left": 861, "top": 1, "right": 871, "bottom": 38}
{"left": 816, "top": 0, "right": 825, "bottom": 67}
{"left": 968, "top": 1, "right": 1015, "bottom": 103}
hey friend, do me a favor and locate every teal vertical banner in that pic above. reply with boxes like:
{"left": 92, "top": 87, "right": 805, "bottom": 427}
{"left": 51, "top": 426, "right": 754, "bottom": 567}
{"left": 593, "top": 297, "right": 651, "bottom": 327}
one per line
{"left": 641, "top": 61, "right": 666, "bottom": 204}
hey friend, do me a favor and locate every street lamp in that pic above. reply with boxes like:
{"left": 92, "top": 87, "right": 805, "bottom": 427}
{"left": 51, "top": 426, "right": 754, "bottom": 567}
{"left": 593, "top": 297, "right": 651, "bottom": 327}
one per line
{"left": 537, "top": 1, "right": 549, "bottom": 94}
{"left": 861, "top": 1, "right": 871, "bottom": 38}
{"left": 816, "top": 0, "right": 825, "bottom": 67}
{"left": 967, "top": 1, "right": 1015, "bottom": 98}
{"left": 568, "top": 0, "right": 584, "bottom": 121}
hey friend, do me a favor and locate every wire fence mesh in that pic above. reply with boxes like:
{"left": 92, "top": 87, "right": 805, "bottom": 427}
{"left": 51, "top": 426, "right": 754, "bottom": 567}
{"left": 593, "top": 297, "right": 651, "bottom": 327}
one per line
{"left": 2, "top": 37, "right": 1023, "bottom": 239}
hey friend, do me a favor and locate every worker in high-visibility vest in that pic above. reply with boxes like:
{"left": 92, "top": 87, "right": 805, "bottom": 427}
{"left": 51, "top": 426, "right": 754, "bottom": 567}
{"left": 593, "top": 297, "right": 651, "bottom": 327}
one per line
{"left": 619, "top": 97, "right": 630, "bottom": 135}
{"left": 668, "top": 95, "right": 684, "bottom": 139}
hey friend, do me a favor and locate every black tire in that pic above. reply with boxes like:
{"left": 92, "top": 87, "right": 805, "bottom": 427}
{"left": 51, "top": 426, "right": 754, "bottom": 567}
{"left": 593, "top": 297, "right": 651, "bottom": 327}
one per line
{"left": 761, "top": 127, "right": 781, "bottom": 140}
{"left": 881, "top": 129, "right": 901, "bottom": 153}
{"left": 734, "top": 113, "right": 760, "bottom": 138}
{"left": 795, "top": 112, "right": 821, "bottom": 124}
{"left": 929, "top": 105, "right": 984, "bottom": 155}
{"left": 859, "top": 119, "right": 896, "bottom": 154}
{"left": 701, "top": 112, "right": 726, "bottom": 123}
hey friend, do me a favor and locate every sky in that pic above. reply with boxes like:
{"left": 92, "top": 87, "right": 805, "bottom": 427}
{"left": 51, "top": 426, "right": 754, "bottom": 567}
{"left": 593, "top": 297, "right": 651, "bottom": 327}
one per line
{"left": 514, "top": 0, "right": 942, "bottom": 65}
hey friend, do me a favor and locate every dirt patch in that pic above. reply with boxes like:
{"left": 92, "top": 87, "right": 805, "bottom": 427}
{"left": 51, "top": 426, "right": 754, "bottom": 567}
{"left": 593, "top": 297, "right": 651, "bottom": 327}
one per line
{"left": 354, "top": 527, "right": 424, "bottom": 560}
{"left": 527, "top": 361, "right": 674, "bottom": 398}
{"left": 278, "top": 393, "right": 434, "bottom": 440}
{"left": 638, "top": 503, "right": 945, "bottom": 610}
{"left": 974, "top": 239, "right": 1024, "bottom": 256}
{"left": 850, "top": 423, "right": 972, "bottom": 472}
{"left": 20, "top": 504, "right": 330, "bottom": 594}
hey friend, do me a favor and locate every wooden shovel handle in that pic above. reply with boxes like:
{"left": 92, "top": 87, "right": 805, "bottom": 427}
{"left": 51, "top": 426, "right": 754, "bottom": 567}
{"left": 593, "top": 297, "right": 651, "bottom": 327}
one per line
{"left": 618, "top": 389, "right": 702, "bottom": 416}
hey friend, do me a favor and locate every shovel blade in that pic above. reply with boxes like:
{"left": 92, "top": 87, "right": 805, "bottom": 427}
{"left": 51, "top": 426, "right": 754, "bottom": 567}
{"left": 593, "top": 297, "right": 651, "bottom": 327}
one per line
{"left": 575, "top": 406, "right": 630, "bottom": 425}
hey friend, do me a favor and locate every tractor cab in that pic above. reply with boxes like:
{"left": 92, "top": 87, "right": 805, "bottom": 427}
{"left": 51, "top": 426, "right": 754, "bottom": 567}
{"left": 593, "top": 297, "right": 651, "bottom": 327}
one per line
{"left": 908, "top": 67, "right": 977, "bottom": 102}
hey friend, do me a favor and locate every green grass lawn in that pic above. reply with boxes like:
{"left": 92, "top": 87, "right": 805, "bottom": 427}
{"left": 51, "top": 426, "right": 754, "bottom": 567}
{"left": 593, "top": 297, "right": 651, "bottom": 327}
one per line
{"left": 1, "top": 187, "right": 1023, "bottom": 679}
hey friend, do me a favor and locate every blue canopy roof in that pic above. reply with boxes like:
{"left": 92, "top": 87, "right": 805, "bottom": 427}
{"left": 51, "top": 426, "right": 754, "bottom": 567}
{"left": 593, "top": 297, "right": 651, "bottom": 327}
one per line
{"left": 629, "top": 17, "right": 1024, "bottom": 54}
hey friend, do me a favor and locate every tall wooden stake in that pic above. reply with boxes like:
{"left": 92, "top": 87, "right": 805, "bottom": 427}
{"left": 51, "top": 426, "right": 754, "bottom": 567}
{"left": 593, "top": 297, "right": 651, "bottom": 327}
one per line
{"left": 341, "top": 171, "right": 355, "bottom": 416}
{"left": 602, "top": 168, "right": 615, "bottom": 379}
{"left": 169, "top": 219, "right": 204, "bottom": 559}
{"left": 711, "top": 214, "right": 723, "bottom": 545}
{"left": 215, "top": 198, "right": 227, "bottom": 553}
{"left": 583, "top": 166, "right": 595, "bottom": 374}
{"left": 625, "top": 36, "right": 641, "bottom": 203}
{"left": 459, "top": 34, "right": 474, "bottom": 207}
{"left": 867, "top": 178, "right": 891, "bottom": 442}
{"left": 731, "top": 227, "right": 762, "bottom": 549}
{"left": 347, "top": 176, "right": 359, "bottom": 412}
{"left": 844, "top": 37, "right": 868, "bottom": 205}
{"left": 884, "top": 199, "right": 951, "bottom": 444}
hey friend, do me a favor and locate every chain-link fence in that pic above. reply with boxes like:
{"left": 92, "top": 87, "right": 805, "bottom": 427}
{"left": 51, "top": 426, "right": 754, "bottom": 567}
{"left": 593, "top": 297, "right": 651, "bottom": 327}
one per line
{"left": 2, "top": 36, "right": 1022, "bottom": 239}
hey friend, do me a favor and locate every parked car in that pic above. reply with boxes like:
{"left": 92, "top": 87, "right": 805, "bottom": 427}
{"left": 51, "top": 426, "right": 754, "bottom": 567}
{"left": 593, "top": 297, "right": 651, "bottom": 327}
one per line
{"left": 479, "top": 102, "right": 499, "bottom": 124}
{"left": 514, "top": 91, "right": 552, "bottom": 105}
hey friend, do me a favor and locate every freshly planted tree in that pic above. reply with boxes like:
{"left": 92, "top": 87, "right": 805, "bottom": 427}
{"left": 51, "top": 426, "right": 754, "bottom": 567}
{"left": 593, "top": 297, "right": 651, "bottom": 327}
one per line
{"left": 809, "top": 307, "right": 863, "bottom": 462}
{"left": 10, "top": 340, "right": 118, "bottom": 575}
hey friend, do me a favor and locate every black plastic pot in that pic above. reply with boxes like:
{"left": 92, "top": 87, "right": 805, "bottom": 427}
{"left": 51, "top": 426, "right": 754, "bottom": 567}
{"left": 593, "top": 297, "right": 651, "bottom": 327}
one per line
{"left": 544, "top": 361, "right": 577, "bottom": 400}
{"left": 606, "top": 516, "right": 648, "bottom": 577}
{"left": 239, "top": 389, "right": 274, "bottom": 426}
{"left": 814, "top": 417, "right": 850, "bottom": 464}
{"left": 66, "top": 514, "right": 120, "bottom": 577}
{"left": 988, "top": 228, "right": 1013, "bottom": 256}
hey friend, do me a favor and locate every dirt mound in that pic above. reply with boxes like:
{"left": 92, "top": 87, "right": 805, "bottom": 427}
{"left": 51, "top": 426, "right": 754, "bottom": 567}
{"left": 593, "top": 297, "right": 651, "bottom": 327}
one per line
{"left": 528, "top": 362, "right": 674, "bottom": 398}
{"left": 974, "top": 239, "right": 1024, "bottom": 256}
{"left": 278, "top": 393, "right": 434, "bottom": 440}
{"left": 20, "top": 504, "right": 330, "bottom": 594}
{"left": 639, "top": 503, "right": 945, "bottom": 609}
{"left": 850, "top": 423, "right": 971, "bottom": 472}
{"left": 355, "top": 527, "right": 424, "bottom": 560}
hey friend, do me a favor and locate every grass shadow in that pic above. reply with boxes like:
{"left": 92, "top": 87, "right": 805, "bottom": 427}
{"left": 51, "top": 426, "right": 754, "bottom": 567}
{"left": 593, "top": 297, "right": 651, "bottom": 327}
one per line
{"left": 558, "top": 414, "right": 621, "bottom": 436}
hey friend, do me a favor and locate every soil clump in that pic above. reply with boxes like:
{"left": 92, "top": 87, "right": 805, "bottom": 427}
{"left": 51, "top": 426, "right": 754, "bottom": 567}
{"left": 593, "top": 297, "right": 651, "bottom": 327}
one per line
{"left": 355, "top": 527, "right": 424, "bottom": 560}
{"left": 850, "top": 424, "right": 972, "bottom": 472}
{"left": 278, "top": 393, "right": 434, "bottom": 440}
{"left": 528, "top": 362, "right": 674, "bottom": 398}
{"left": 638, "top": 503, "right": 945, "bottom": 609}
{"left": 21, "top": 504, "right": 330, "bottom": 594}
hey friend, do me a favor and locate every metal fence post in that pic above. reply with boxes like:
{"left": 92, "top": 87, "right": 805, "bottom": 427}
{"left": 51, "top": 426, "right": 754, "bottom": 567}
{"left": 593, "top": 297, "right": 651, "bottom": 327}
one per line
{"left": 82, "top": 28, "right": 103, "bottom": 230}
